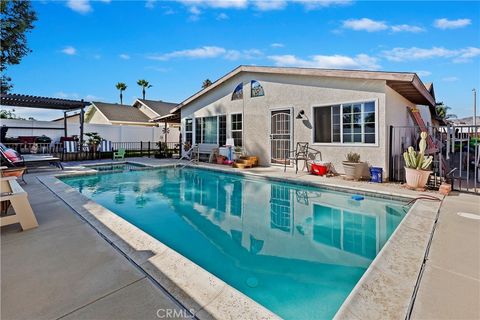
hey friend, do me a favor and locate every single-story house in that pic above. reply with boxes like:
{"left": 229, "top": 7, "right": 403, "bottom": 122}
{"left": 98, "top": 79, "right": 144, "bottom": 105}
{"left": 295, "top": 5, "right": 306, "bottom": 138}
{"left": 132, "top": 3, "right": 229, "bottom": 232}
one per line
{"left": 171, "top": 65, "right": 437, "bottom": 180}
{"left": 85, "top": 102, "right": 159, "bottom": 126}
{"left": 52, "top": 113, "right": 81, "bottom": 124}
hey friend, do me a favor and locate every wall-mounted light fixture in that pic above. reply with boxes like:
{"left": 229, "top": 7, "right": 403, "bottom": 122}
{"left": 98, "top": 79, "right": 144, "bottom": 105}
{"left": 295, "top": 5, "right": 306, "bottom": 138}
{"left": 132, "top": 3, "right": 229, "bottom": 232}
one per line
{"left": 296, "top": 110, "right": 306, "bottom": 119}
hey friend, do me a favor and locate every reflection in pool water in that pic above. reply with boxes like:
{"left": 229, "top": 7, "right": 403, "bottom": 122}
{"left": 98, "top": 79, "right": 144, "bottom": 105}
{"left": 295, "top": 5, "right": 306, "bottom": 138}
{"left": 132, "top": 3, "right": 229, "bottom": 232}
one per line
{"left": 62, "top": 167, "right": 408, "bottom": 320}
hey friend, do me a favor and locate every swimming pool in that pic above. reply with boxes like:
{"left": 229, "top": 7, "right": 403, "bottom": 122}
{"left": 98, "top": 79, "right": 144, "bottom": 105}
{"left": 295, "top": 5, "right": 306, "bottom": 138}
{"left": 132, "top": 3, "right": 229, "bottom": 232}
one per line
{"left": 61, "top": 167, "right": 408, "bottom": 319}
{"left": 84, "top": 162, "right": 146, "bottom": 172}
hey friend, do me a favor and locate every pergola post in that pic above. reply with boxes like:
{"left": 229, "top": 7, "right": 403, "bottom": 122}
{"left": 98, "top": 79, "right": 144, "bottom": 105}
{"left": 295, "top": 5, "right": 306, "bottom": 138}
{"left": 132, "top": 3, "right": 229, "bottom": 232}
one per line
{"left": 80, "top": 100, "right": 85, "bottom": 146}
{"left": 164, "top": 120, "right": 168, "bottom": 144}
{"left": 63, "top": 111, "right": 68, "bottom": 138}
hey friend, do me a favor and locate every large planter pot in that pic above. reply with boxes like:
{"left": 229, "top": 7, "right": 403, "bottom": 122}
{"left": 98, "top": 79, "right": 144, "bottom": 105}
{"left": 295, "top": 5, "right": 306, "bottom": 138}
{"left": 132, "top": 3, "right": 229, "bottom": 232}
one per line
{"left": 342, "top": 161, "right": 363, "bottom": 180}
{"left": 405, "top": 167, "right": 432, "bottom": 189}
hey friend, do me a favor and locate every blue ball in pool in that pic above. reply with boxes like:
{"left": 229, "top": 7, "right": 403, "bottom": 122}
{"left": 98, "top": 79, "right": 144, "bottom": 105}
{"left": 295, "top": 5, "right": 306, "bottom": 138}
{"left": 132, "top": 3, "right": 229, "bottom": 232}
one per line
{"left": 351, "top": 195, "right": 364, "bottom": 201}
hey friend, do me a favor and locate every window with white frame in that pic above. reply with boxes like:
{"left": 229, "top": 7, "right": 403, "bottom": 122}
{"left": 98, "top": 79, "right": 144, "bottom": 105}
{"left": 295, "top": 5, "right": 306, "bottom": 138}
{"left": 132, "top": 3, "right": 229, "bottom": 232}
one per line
{"left": 185, "top": 118, "right": 193, "bottom": 144}
{"left": 230, "top": 113, "right": 243, "bottom": 146}
{"left": 313, "top": 101, "right": 376, "bottom": 144}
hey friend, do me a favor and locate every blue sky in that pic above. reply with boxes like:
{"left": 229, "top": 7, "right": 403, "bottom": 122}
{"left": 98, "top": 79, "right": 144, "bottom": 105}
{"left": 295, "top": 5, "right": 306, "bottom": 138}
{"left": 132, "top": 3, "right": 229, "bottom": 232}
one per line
{"left": 4, "top": 0, "right": 480, "bottom": 120}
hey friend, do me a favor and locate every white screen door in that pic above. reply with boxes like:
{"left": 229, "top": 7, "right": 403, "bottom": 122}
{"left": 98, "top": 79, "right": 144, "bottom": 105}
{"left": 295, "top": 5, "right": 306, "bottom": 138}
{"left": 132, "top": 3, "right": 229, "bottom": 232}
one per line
{"left": 270, "top": 109, "right": 292, "bottom": 164}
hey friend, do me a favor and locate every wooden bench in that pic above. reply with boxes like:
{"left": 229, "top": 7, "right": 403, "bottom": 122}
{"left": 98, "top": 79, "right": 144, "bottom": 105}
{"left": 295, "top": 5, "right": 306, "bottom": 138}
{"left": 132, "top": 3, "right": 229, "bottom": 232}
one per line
{"left": 0, "top": 177, "right": 38, "bottom": 231}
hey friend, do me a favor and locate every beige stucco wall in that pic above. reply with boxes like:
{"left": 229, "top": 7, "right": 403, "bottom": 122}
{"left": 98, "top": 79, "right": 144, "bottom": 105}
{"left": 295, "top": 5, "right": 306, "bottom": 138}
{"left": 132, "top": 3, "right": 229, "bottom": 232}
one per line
{"left": 85, "top": 108, "right": 111, "bottom": 125}
{"left": 52, "top": 114, "right": 80, "bottom": 124}
{"left": 181, "top": 72, "right": 430, "bottom": 180}
{"left": 136, "top": 103, "right": 159, "bottom": 119}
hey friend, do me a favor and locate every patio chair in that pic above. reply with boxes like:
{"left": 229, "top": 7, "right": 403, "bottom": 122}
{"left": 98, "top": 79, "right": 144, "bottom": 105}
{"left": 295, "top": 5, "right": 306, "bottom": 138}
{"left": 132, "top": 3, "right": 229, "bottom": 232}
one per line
{"left": 113, "top": 148, "right": 126, "bottom": 160}
{"left": 0, "top": 176, "right": 38, "bottom": 231}
{"left": 284, "top": 142, "right": 309, "bottom": 174}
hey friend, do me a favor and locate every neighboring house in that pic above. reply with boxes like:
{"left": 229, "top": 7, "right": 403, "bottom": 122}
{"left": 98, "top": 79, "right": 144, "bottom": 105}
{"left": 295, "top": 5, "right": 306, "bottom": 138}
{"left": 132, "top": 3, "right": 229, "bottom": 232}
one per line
{"left": 171, "top": 65, "right": 437, "bottom": 179}
{"left": 85, "top": 102, "right": 159, "bottom": 127}
{"left": 52, "top": 113, "right": 81, "bottom": 124}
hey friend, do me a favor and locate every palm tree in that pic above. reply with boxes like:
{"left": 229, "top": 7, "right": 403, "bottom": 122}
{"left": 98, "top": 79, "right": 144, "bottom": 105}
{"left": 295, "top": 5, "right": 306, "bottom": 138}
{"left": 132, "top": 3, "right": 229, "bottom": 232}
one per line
{"left": 137, "top": 79, "right": 152, "bottom": 100}
{"left": 436, "top": 102, "right": 457, "bottom": 120}
{"left": 115, "top": 82, "right": 127, "bottom": 104}
{"left": 202, "top": 79, "right": 212, "bottom": 89}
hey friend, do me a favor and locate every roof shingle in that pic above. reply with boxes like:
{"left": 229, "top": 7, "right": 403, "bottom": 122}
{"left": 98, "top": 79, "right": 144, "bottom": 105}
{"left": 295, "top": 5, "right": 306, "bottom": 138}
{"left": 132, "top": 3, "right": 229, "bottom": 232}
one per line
{"left": 92, "top": 102, "right": 151, "bottom": 123}
{"left": 137, "top": 99, "right": 178, "bottom": 117}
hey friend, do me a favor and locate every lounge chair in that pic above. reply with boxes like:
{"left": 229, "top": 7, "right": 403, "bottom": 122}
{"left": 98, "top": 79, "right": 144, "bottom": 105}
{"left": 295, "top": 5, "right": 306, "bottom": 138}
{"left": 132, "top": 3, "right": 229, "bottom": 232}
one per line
{"left": 113, "top": 148, "right": 126, "bottom": 160}
{"left": 284, "top": 142, "right": 309, "bottom": 173}
{"left": 0, "top": 176, "right": 38, "bottom": 230}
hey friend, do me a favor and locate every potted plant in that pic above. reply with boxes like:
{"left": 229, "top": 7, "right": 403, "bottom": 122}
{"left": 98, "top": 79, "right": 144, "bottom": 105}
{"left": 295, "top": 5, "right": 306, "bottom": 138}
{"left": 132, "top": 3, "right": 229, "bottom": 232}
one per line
{"left": 342, "top": 152, "right": 363, "bottom": 180}
{"left": 233, "top": 146, "right": 242, "bottom": 160}
{"left": 403, "top": 132, "right": 433, "bottom": 190}
{"left": 85, "top": 132, "right": 102, "bottom": 152}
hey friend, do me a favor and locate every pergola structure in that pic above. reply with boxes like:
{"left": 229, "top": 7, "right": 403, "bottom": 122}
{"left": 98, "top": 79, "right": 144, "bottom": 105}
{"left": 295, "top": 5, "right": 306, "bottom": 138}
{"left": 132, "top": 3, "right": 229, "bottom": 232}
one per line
{"left": 152, "top": 110, "right": 181, "bottom": 144}
{"left": 0, "top": 93, "right": 91, "bottom": 145}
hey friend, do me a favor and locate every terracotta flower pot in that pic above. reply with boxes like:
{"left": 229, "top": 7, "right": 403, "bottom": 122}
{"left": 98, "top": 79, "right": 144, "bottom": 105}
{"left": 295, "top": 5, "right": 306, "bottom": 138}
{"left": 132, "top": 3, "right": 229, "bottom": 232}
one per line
{"left": 342, "top": 161, "right": 363, "bottom": 180}
{"left": 404, "top": 167, "right": 432, "bottom": 189}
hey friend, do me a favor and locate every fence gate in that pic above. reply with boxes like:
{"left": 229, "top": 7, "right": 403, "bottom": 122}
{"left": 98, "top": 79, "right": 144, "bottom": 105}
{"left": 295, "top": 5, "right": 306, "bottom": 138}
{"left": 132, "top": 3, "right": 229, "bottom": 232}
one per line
{"left": 390, "top": 124, "right": 479, "bottom": 194}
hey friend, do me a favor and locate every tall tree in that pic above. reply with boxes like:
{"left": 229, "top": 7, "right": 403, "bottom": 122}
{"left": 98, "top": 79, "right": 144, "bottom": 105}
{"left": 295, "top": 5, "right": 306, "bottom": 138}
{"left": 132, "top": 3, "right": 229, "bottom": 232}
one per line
{"left": 115, "top": 82, "right": 127, "bottom": 104}
{"left": 137, "top": 79, "right": 152, "bottom": 100}
{"left": 0, "top": 0, "right": 37, "bottom": 93}
{"left": 202, "top": 79, "right": 212, "bottom": 89}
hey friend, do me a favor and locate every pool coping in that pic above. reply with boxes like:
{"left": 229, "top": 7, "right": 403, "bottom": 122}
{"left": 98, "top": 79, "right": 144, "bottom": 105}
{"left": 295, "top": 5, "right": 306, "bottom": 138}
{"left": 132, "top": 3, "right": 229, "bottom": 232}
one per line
{"left": 38, "top": 162, "right": 443, "bottom": 320}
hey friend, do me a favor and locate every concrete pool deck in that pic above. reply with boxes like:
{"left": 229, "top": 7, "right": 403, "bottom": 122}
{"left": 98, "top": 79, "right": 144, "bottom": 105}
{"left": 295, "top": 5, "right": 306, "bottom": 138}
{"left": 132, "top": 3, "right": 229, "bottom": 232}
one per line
{"left": 1, "top": 158, "right": 479, "bottom": 319}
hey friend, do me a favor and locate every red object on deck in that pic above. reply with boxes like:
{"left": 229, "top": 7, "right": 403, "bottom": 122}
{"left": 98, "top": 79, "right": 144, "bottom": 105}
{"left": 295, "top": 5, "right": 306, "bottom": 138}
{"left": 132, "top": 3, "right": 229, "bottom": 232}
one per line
{"left": 310, "top": 163, "right": 328, "bottom": 176}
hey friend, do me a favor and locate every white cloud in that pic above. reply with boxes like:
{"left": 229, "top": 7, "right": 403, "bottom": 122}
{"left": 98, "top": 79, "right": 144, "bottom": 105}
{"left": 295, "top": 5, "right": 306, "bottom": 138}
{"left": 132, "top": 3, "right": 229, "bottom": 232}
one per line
{"left": 383, "top": 46, "right": 480, "bottom": 63}
{"left": 216, "top": 12, "right": 229, "bottom": 19}
{"left": 66, "top": 0, "right": 110, "bottom": 13}
{"left": 119, "top": 54, "right": 130, "bottom": 60}
{"left": 434, "top": 18, "right": 471, "bottom": 29}
{"left": 189, "top": 6, "right": 202, "bottom": 15}
{"left": 271, "top": 43, "right": 284, "bottom": 48}
{"left": 254, "top": 0, "right": 287, "bottom": 11}
{"left": 66, "top": 0, "right": 92, "bottom": 14}
{"left": 173, "top": 0, "right": 351, "bottom": 12}
{"left": 84, "top": 94, "right": 100, "bottom": 101}
{"left": 342, "top": 18, "right": 388, "bottom": 32}
{"left": 61, "top": 46, "right": 77, "bottom": 55}
{"left": 148, "top": 46, "right": 262, "bottom": 61}
{"left": 145, "top": 0, "right": 156, "bottom": 9}
{"left": 391, "top": 24, "right": 425, "bottom": 33}
{"left": 416, "top": 70, "right": 431, "bottom": 77}
{"left": 178, "top": 0, "right": 248, "bottom": 9}
{"left": 149, "top": 46, "right": 226, "bottom": 60}
{"left": 442, "top": 76, "right": 459, "bottom": 82}
{"left": 268, "top": 53, "right": 380, "bottom": 70}
{"left": 291, "top": 0, "right": 352, "bottom": 10}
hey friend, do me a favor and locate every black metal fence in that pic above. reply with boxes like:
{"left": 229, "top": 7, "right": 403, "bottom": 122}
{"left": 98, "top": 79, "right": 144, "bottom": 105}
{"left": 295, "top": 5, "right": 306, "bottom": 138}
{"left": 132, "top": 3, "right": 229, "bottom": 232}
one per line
{"left": 390, "top": 124, "right": 479, "bottom": 194}
{"left": 2, "top": 141, "right": 180, "bottom": 161}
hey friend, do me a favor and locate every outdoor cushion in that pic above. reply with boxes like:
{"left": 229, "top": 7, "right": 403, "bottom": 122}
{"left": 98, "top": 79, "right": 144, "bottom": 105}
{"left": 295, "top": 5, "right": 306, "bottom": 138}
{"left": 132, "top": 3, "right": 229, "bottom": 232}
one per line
{"left": 2, "top": 148, "right": 22, "bottom": 163}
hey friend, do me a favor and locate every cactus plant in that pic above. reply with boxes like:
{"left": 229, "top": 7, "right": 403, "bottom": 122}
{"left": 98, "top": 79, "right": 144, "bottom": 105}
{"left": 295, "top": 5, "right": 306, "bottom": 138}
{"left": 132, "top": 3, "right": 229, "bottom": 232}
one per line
{"left": 403, "top": 132, "right": 433, "bottom": 171}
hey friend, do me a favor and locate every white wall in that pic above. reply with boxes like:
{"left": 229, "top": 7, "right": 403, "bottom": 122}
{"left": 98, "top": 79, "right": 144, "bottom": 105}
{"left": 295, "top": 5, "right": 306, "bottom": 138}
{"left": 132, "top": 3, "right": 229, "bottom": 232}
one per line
{"left": 0, "top": 118, "right": 180, "bottom": 143}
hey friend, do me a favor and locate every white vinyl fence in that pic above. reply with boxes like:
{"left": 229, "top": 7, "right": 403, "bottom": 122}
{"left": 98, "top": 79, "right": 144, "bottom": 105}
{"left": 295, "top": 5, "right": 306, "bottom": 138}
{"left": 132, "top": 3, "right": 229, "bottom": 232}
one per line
{"left": 0, "top": 118, "right": 180, "bottom": 143}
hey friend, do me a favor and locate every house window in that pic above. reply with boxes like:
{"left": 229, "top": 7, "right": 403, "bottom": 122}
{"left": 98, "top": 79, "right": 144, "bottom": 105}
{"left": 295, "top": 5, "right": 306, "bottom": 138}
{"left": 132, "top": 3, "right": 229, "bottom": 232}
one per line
{"left": 313, "top": 101, "right": 376, "bottom": 144}
{"left": 194, "top": 116, "right": 219, "bottom": 144}
{"left": 232, "top": 83, "right": 243, "bottom": 101}
{"left": 219, "top": 115, "right": 227, "bottom": 146}
{"left": 231, "top": 113, "right": 243, "bottom": 147}
{"left": 185, "top": 118, "right": 193, "bottom": 144}
{"left": 251, "top": 80, "right": 264, "bottom": 98}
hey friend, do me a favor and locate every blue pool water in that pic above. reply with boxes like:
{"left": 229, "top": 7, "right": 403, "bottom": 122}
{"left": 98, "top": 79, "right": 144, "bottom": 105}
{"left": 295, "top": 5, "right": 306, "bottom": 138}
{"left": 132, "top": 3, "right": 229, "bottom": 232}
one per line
{"left": 61, "top": 167, "right": 408, "bottom": 319}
